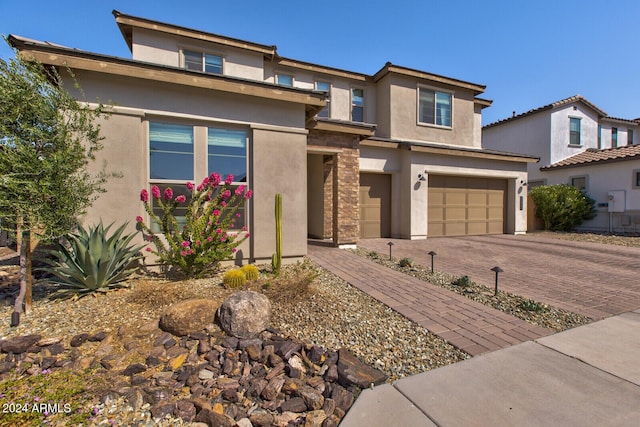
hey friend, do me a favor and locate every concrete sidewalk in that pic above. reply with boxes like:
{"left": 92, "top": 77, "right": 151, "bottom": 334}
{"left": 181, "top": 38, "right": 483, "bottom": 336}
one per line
{"left": 340, "top": 309, "right": 640, "bottom": 427}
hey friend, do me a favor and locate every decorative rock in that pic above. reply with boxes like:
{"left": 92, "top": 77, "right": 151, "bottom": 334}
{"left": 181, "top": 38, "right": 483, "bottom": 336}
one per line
{"left": 322, "top": 414, "right": 341, "bottom": 427}
{"left": 174, "top": 399, "right": 196, "bottom": 422}
{"left": 218, "top": 291, "right": 271, "bottom": 339}
{"left": 159, "top": 299, "right": 220, "bottom": 336}
{"left": 198, "top": 369, "right": 214, "bottom": 380}
{"left": 121, "top": 363, "right": 147, "bottom": 377}
{"left": 89, "top": 331, "right": 108, "bottom": 342}
{"left": 298, "top": 386, "right": 324, "bottom": 410}
{"left": 337, "top": 348, "right": 387, "bottom": 388}
{"left": 275, "top": 412, "right": 302, "bottom": 426}
{"left": 305, "top": 410, "right": 327, "bottom": 427}
{"left": 37, "top": 337, "right": 62, "bottom": 347}
{"left": 195, "top": 408, "right": 236, "bottom": 427}
{"left": 1, "top": 335, "right": 41, "bottom": 353}
{"left": 331, "top": 385, "right": 354, "bottom": 412}
{"left": 249, "top": 408, "right": 274, "bottom": 426}
{"left": 70, "top": 333, "right": 90, "bottom": 347}
{"left": 261, "top": 376, "right": 285, "bottom": 401}
{"left": 236, "top": 418, "right": 253, "bottom": 427}
{"left": 280, "top": 396, "right": 308, "bottom": 413}
{"left": 151, "top": 401, "right": 176, "bottom": 420}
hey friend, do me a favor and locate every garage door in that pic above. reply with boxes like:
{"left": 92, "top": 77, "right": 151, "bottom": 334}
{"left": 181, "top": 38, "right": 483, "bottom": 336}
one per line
{"left": 428, "top": 175, "right": 506, "bottom": 237}
{"left": 359, "top": 173, "right": 391, "bottom": 238}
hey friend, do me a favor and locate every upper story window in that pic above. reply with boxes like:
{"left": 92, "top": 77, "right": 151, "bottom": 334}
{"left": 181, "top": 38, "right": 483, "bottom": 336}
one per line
{"left": 183, "top": 50, "right": 223, "bottom": 75}
{"left": 569, "top": 117, "right": 581, "bottom": 146}
{"left": 149, "top": 122, "right": 194, "bottom": 180}
{"left": 628, "top": 129, "right": 634, "bottom": 146}
{"left": 612, "top": 127, "right": 618, "bottom": 148}
{"left": 276, "top": 73, "right": 293, "bottom": 87}
{"left": 351, "top": 88, "right": 364, "bottom": 122}
{"left": 315, "top": 81, "right": 331, "bottom": 118}
{"left": 597, "top": 125, "right": 602, "bottom": 149}
{"left": 418, "top": 87, "right": 452, "bottom": 127}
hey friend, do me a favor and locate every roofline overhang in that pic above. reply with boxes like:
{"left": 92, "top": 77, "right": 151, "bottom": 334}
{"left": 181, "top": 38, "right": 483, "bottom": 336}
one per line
{"left": 540, "top": 155, "right": 640, "bottom": 171}
{"left": 112, "top": 10, "right": 277, "bottom": 58}
{"left": 475, "top": 97, "right": 493, "bottom": 109}
{"left": 373, "top": 62, "right": 486, "bottom": 95}
{"left": 307, "top": 118, "right": 376, "bottom": 138}
{"left": 600, "top": 116, "right": 639, "bottom": 125}
{"left": 276, "top": 57, "right": 368, "bottom": 82}
{"left": 9, "top": 35, "right": 326, "bottom": 111}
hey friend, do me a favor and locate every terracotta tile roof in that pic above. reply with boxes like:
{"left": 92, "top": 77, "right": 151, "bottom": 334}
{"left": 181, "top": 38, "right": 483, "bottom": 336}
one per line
{"left": 541, "top": 144, "right": 640, "bottom": 170}
{"left": 483, "top": 95, "right": 608, "bottom": 129}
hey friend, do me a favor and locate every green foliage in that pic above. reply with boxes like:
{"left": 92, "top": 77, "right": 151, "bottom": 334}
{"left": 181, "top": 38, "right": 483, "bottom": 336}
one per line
{"left": 452, "top": 275, "right": 472, "bottom": 288}
{"left": 529, "top": 184, "right": 597, "bottom": 232}
{"left": 223, "top": 269, "right": 247, "bottom": 289}
{"left": 0, "top": 41, "right": 112, "bottom": 242}
{"left": 37, "top": 221, "right": 143, "bottom": 299}
{"left": 518, "top": 299, "right": 546, "bottom": 313}
{"left": 138, "top": 174, "right": 252, "bottom": 278}
{"left": 240, "top": 264, "right": 259, "bottom": 281}
{"left": 399, "top": 257, "right": 413, "bottom": 267}
{"left": 271, "top": 193, "right": 283, "bottom": 275}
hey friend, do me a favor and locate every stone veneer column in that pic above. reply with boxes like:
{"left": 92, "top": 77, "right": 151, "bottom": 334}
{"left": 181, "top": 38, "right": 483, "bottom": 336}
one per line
{"left": 308, "top": 130, "right": 360, "bottom": 246}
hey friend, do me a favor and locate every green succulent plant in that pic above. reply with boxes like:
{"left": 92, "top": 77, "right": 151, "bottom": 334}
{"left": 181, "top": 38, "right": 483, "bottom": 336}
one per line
{"left": 37, "top": 221, "right": 144, "bottom": 299}
{"left": 399, "top": 257, "right": 413, "bottom": 267}
{"left": 518, "top": 299, "right": 546, "bottom": 313}
{"left": 452, "top": 275, "right": 472, "bottom": 288}
{"left": 223, "top": 269, "right": 247, "bottom": 289}
{"left": 240, "top": 264, "right": 259, "bottom": 281}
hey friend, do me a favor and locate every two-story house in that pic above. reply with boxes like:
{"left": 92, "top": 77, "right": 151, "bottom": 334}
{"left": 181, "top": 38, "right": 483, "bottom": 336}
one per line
{"left": 483, "top": 95, "right": 640, "bottom": 233}
{"left": 10, "top": 10, "right": 536, "bottom": 263}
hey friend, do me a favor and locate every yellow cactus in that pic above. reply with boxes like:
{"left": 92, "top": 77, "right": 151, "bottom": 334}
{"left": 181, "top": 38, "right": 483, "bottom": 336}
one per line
{"left": 240, "top": 264, "right": 259, "bottom": 281}
{"left": 223, "top": 269, "right": 246, "bottom": 289}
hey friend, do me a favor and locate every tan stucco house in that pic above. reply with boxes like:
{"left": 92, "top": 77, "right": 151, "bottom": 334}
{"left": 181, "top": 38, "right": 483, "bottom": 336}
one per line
{"left": 9, "top": 10, "right": 536, "bottom": 263}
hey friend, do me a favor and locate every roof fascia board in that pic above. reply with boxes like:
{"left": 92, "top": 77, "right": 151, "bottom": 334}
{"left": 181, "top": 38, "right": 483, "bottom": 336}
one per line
{"left": 373, "top": 63, "right": 486, "bottom": 94}
{"left": 541, "top": 155, "right": 640, "bottom": 171}
{"left": 406, "top": 143, "right": 539, "bottom": 163}
{"left": 14, "top": 43, "right": 325, "bottom": 107}
{"left": 276, "top": 57, "right": 368, "bottom": 82}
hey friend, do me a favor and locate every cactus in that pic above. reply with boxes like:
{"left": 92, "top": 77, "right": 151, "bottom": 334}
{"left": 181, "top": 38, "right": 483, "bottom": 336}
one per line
{"left": 271, "top": 193, "right": 282, "bottom": 275}
{"left": 240, "top": 264, "right": 259, "bottom": 281}
{"left": 223, "top": 269, "right": 246, "bottom": 289}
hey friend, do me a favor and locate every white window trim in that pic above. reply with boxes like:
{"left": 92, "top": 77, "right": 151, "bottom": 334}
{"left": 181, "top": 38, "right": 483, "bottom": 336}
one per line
{"left": 569, "top": 174, "right": 589, "bottom": 191}
{"left": 275, "top": 72, "right": 294, "bottom": 87}
{"left": 147, "top": 121, "right": 196, "bottom": 183}
{"left": 416, "top": 84, "right": 454, "bottom": 129}
{"left": 568, "top": 116, "right": 582, "bottom": 147}
{"left": 633, "top": 169, "right": 640, "bottom": 189}
{"left": 206, "top": 126, "right": 249, "bottom": 187}
{"left": 180, "top": 47, "right": 225, "bottom": 74}
{"left": 315, "top": 80, "right": 332, "bottom": 118}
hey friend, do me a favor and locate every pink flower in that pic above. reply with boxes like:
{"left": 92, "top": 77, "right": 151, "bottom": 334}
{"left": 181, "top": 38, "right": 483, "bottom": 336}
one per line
{"left": 207, "top": 236, "right": 213, "bottom": 242}
{"left": 136, "top": 215, "right": 143, "bottom": 223}
{"left": 151, "top": 185, "right": 161, "bottom": 199}
{"left": 186, "top": 182, "right": 194, "bottom": 190}
{"left": 244, "top": 190, "right": 253, "bottom": 199}
{"left": 235, "top": 185, "right": 245, "bottom": 196}
{"left": 236, "top": 213, "right": 241, "bottom": 218}
{"left": 242, "top": 226, "right": 247, "bottom": 231}
{"left": 232, "top": 248, "right": 237, "bottom": 253}
{"left": 245, "top": 233, "right": 250, "bottom": 238}
{"left": 187, "top": 249, "right": 194, "bottom": 255}
{"left": 225, "top": 174, "right": 234, "bottom": 185}
{"left": 181, "top": 251, "right": 186, "bottom": 257}
{"left": 145, "top": 247, "right": 152, "bottom": 252}
{"left": 216, "top": 228, "right": 222, "bottom": 234}
{"left": 163, "top": 187, "right": 173, "bottom": 201}
{"left": 210, "top": 172, "right": 221, "bottom": 186}
{"left": 220, "top": 237, "right": 226, "bottom": 242}
{"left": 201, "top": 176, "right": 209, "bottom": 186}
{"left": 222, "top": 190, "right": 231, "bottom": 200}
{"left": 213, "top": 209, "right": 220, "bottom": 216}
{"left": 140, "top": 189, "right": 149, "bottom": 202}
{"left": 175, "top": 195, "right": 186, "bottom": 203}
{"left": 196, "top": 240, "right": 201, "bottom": 246}
{"left": 221, "top": 201, "right": 227, "bottom": 207}
{"left": 196, "top": 184, "right": 204, "bottom": 192}
{"left": 181, "top": 240, "right": 190, "bottom": 248}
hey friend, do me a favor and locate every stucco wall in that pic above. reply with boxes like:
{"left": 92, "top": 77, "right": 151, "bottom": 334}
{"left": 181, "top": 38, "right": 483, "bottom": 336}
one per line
{"left": 549, "top": 104, "right": 599, "bottom": 163}
{"left": 540, "top": 160, "right": 640, "bottom": 232}
{"left": 131, "top": 28, "right": 265, "bottom": 81}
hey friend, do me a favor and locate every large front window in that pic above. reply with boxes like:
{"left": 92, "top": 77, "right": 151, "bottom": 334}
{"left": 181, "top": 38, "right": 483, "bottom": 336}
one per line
{"left": 208, "top": 128, "right": 247, "bottom": 182}
{"left": 149, "top": 122, "right": 194, "bottom": 180}
{"left": 569, "top": 117, "right": 581, "bottom": 146}
{"left": 419, "top": 88, "right": 452, "bottom": 127}
{"left": 316, "top": 81, "right": 331, "bottom": 118}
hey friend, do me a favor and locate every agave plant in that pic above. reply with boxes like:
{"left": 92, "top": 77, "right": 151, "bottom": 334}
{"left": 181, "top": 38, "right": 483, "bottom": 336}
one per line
{"left": 38, "top": 221, "right": 144, "bottom": 299}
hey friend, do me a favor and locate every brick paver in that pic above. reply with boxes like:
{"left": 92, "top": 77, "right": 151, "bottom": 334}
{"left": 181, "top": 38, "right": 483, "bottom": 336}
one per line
{"left": 359, "top": 234, "right": 640, "bottom": 320}
{"left": 308, "top": 244, "right": 552, "bottom": 356}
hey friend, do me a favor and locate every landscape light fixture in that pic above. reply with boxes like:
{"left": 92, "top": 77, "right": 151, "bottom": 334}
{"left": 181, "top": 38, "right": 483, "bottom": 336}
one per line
{"left": 491, "top": 266, "right": 503, "bottom": 296}
{"left": 387, "top": 241, "right": 394, "bottom": 260}
{"left": 428, "top": 251, "right": 437, "bottom": 272}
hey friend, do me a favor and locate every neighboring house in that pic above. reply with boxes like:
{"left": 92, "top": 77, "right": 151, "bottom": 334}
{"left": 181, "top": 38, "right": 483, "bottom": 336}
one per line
{"left": 483, "top": 95, "right": 640, "bottom": 233}
{"left": 9, "top": 10, "right": 536, "bottom": 263}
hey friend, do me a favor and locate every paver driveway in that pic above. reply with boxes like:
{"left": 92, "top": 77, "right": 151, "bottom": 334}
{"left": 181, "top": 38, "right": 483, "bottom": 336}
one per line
{"left": 358, "top": 234, "right": 640, "bottom": 320}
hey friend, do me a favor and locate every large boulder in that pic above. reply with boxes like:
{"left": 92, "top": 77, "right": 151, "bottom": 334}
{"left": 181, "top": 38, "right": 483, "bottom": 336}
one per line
{"left": 159, "top": 299, "right": 221, "bottom": 336}
{"left": 218, "top": 291, "right": 271, "bottom": 339}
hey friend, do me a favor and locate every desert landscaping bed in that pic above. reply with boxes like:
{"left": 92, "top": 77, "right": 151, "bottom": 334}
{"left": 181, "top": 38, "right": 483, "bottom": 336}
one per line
{"left": 0, "top": 259, "right": 467, "bottom": 426}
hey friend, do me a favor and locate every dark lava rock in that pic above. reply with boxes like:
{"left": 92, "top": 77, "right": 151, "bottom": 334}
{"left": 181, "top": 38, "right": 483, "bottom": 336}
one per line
{"left": 1, "top": 335, "right": 42, "bottom": 353}
{"left": 337, "top": 348, "right": 387, "bottom": 388}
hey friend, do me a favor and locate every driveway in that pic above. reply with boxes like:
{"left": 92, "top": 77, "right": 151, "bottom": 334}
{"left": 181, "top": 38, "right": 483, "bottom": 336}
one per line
{"left": 358, "top": 234, "right": 640, "bottom": 320}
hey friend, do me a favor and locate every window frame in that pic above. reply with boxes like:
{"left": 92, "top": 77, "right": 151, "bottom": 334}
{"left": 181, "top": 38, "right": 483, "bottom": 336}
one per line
{"left": 148, "top": 121, "right": 195, "bottom": 182}
{"left": 417, "top": 85, "right": 454, "bottom": 128}
{"left": 569, "top": 175, "right": 588, "bottom": 191}
{"left": 627, "top": 129, "right": 634, "bottom": 146}
{"left": 569, "top": 117, "right": 582, "bottom": 146}
{"left": 315, "top": 80, "right": 331, "bottom": 118}
{"left": 275, "top": 73, "right": 294, "bottom": 87}
{"left": 597, "top": 124, "right": 602, "bottom": 149}
{"left": 350, "top": 87, "right": 364, "bottom": 122}
{"left": 612, "top": 127, "right": 618, "bottom": 148}
{"left": 633, "top": 169, "right": 640, "bottom": 189}
{"left": 181, "top": 49, "right": 224, "bottom": 75}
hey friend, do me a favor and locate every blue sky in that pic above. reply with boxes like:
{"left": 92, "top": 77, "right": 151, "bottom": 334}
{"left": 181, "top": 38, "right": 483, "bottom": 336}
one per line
{"left": 1, "top": 0, "right": 639, "bottom": 125}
